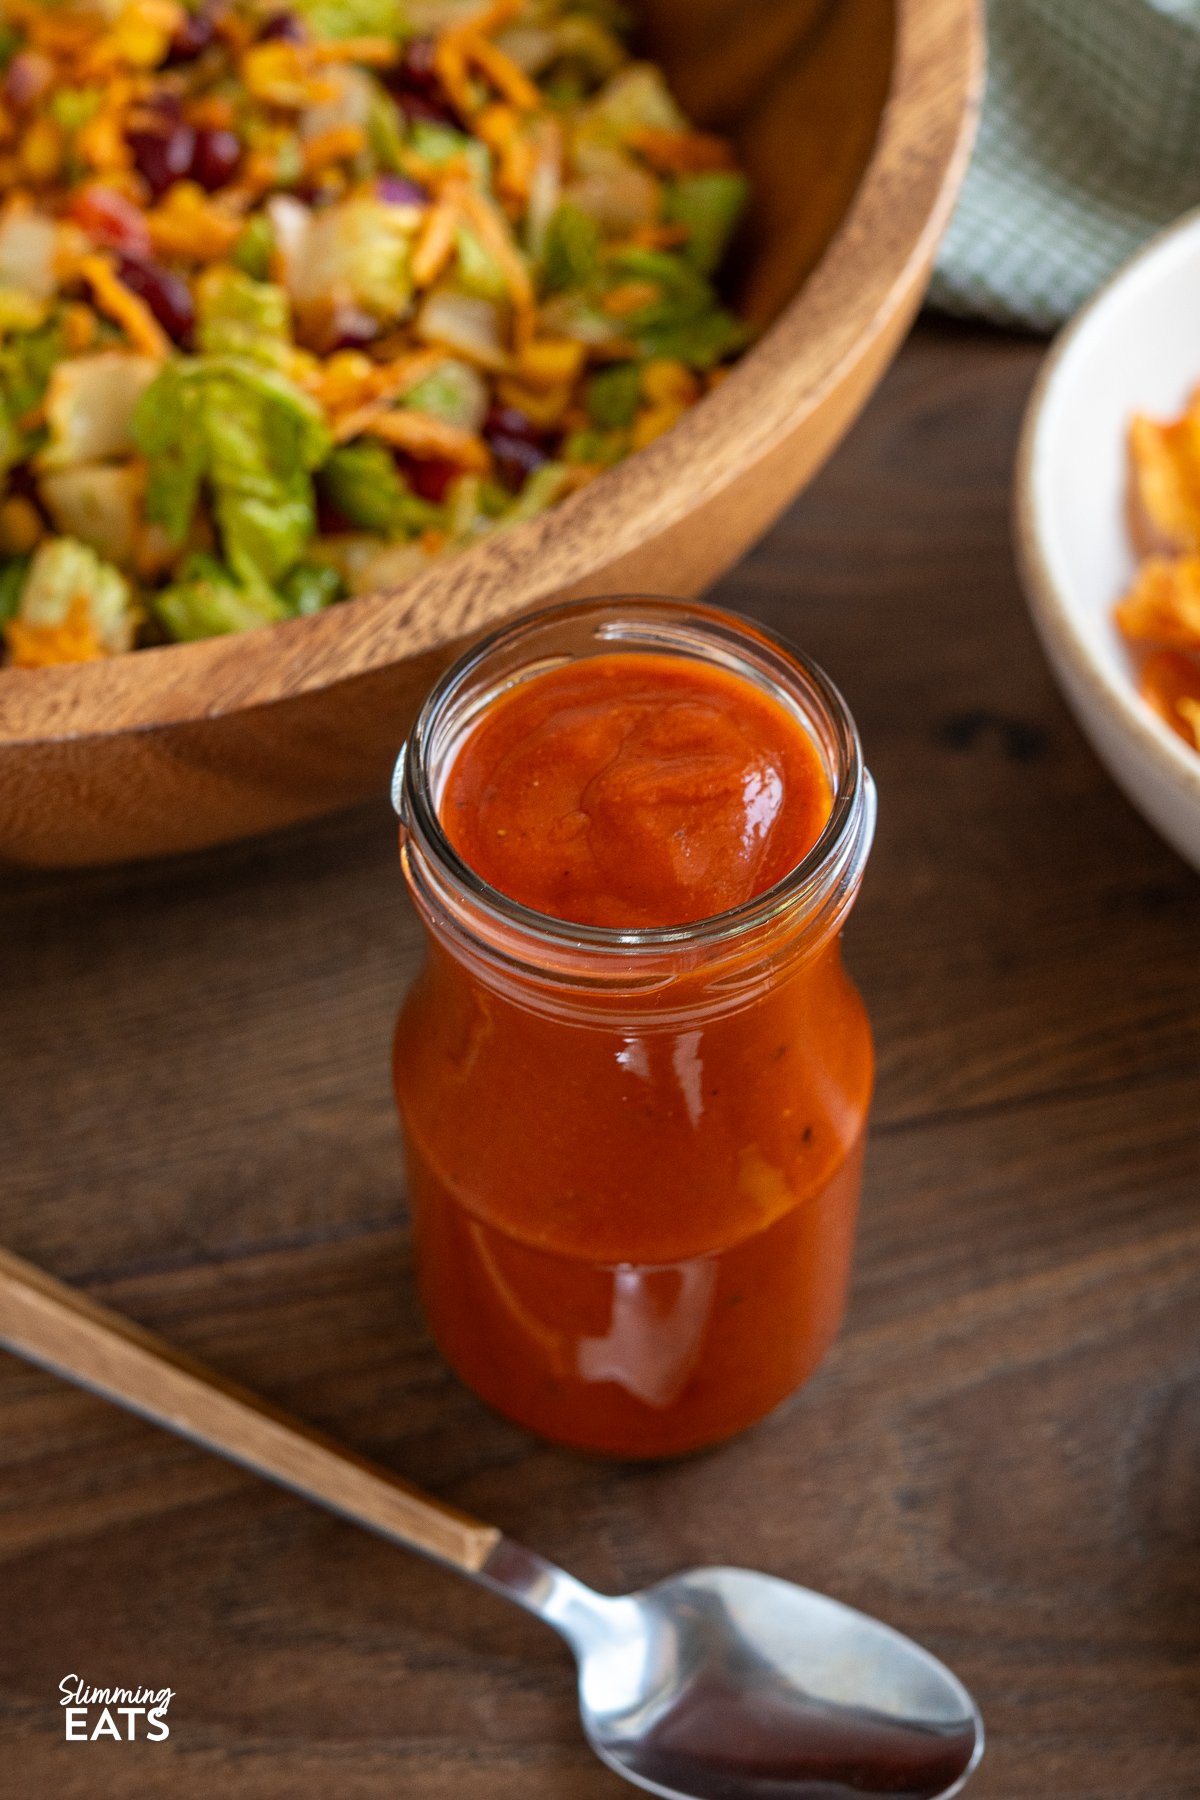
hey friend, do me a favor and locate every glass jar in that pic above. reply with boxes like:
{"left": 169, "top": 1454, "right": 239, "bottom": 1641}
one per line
{"left": 392, "top": 598, "right": 876, "bottom": 1458}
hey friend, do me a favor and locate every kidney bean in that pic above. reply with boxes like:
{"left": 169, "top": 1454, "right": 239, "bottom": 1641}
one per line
{"left": 407, "top": 456, "right": 460, "bottom": 504}
{"left": 192, "top": 127, "right": 241, "bottom": 190}
{"left": 327, "top": 305, "right": 380, "bottom": 351}
{"left": 116, "top": 255, "right": 195, "bottom": 347}
{"left": 127, "top": 121, "right": 197, "bottom": 199}
{"left": 387, "top": 36, "right": 457, "bottom": 124}
{"left": 488, "top": 434, "right": 548, "bottom": 491}
{"left": 167, "top": 8, "right": 216, "bottom": 62}
{"left": 258, "top": 10, "right": 306, "bottom": 41}
{"left": 484, "top": 404, "right": 544, "bottom": 447}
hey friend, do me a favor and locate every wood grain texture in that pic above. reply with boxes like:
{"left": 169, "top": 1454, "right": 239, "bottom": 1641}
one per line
{"left": 0, "top": 1248, "right": 500, "bottom": 1575}
{"left": 0, "top": 0, "right": 983, "bottom": 868}
{"left": 1, "top": 323, "right": 1198, "bottom": 1798}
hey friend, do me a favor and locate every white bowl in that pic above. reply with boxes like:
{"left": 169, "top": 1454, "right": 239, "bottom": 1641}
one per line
{"left": 1015, "top": 208, "right": 1200, "bottom": 873}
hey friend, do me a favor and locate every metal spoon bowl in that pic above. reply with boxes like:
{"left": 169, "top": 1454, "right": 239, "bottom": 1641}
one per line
{"left": 484, "top": 1541, "right": 983, "bottom": 1800}
{"left": 0, "top": 1247, "right": 983, "bottom": 1800}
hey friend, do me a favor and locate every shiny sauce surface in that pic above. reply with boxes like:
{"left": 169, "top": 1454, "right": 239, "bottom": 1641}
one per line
{"left": 439, "top": 652, "right": 832, "bottom": 927}
{"left": 397, "top": 646, "right": 871, "bottom": 1456}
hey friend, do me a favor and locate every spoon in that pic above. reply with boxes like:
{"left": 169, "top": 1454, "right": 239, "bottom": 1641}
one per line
{"left": 0, "top": 1246, "right": 983, "bottom": 1799}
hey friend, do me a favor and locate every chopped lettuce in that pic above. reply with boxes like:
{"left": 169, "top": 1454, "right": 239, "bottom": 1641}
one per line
{"left": 366, "top": 84, "right": 407, "bottom": 174}
{"left": 343, "top": 213, "right": 417, "bottom": 322}
{"left": 665, "top": 171, "right": 748, "bottom": 275}
{"left": 0, "top": 318, "right": 63, "bottom": 473}
{"left": 294, "top": 0, "right": 408, "bottom": 39}
{"left": 564, "top": 424, "right": 628, "bottom": 466}
{"left": 284, "top": 195, "right": 416, "bottom": 323}
{"left": 0, "top": 211, "right": 59, "bottom": 302}
{"left": 154, "top": 554, "right": 290, "bottom": 642}
{"left": 585, "top": 361, "right": 640, "bottom": 429}
{"left": 50, "top": 87, "right": 102, "bottom": 134}
{"left": 606, "top": 247, "right": 748, "bottom": 369}
{"left": 197, "top": 268, "right": 292, "bottom": 368}
{"left": 39, "top": 461, "right": 143, "bottom": 566}
{"left": 583, "top": 62, "right": 686, "bottom": 138}
{"left": 445, "top": 472, "right": 485, "bottom": 540}
{"left": 403, "top": 358, "right": 488, "bottom": 432}
{"left": 17, "top": 534, "right": 135, "bottom": 653}
{"left": 409, "top": 120, "right": 491, "bottom": 189}
{"left": 537, "top": 14, "right": 626, "bottom": 87}
{"left": 0, "top": 289, "right": 49, "bottom": 340}
{"left": 0, "top": 554, "right": 29, "bottom": 624}
{"left": 540, "top": 202, "right": 602, "bottom": 292}
{"left": 232, "top": 214, "right": 276, "bottom": 283}
{"left": 280, "top": 560, "right": 343, "bottom": 615}
{"left": 505, "top": 460, "right": 571, "bottom": 523}
{"left": 133, "top": 358, "right": 331, "bottom": 590}
{"left": 637, "top": 307, "right": 746, "bottom": 369}
{"left": 454, "top": 223, "right": 509, "bottom": 303}
{"left": 40, "top": 352, "right": 159, "bottom": 470}
{"left": 319, "top": 440, "right": 443, "bottom": 536}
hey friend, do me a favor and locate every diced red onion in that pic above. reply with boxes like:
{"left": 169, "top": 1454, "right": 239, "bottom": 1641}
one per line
{"left": 376, "top": 175, "right": 430, "bottom": 208}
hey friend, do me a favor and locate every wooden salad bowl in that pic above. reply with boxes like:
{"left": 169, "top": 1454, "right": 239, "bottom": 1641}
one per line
{"left": 0, "top": 0, "right": 982, "bottom": 867}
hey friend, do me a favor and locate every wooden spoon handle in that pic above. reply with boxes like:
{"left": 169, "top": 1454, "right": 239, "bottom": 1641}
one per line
{"left": 0, "top": 1246, "right": 500, "bottom": 1574}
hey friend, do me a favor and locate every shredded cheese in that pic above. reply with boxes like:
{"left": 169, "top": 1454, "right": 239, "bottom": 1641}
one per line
{"left": 78, "top": 254, "right": 170, "bottom": 358}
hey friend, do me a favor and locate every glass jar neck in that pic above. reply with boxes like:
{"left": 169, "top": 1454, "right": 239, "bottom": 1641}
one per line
{"left": 394, "top": 597, "right": 876, "bottom": 1011}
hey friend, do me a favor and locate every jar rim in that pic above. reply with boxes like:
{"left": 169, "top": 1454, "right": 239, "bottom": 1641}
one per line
{"left": 395, "top": 595, "right": 874, "bottom": 960}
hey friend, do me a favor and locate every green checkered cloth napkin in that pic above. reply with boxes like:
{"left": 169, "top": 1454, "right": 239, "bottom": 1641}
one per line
{"left": 930, "top": 0, "right": 1200, "bottom": 331}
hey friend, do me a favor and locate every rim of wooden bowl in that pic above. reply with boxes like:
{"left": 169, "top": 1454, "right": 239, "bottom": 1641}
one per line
{"left": 0, "top": 0, "right": 983, "bottom": 747}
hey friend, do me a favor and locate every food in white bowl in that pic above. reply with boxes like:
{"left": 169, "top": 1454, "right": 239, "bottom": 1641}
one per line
{"left": 1015, "top": 207, "right": 1200, "bottom": 874}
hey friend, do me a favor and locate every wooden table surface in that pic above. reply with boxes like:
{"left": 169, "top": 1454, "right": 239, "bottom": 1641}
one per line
{"left": 2, "top": 320, "right": 1198, "bottom": 1800}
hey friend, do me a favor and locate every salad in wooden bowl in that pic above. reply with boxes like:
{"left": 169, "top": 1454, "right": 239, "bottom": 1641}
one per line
{"left": 0, "top": 0, "right": 982, "bottom": 866}
{"left": 0, "top": 0, "right": 748, "bottom": 668}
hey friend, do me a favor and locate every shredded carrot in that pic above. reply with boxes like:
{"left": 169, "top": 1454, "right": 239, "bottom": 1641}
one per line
{"left": 185, "top": 96, "right": 237, "bottom": 131}
{"left": 629, "top": 127, "right": 736, "bottom": 174}
{"left": 310, "top": 346, "right": 446, "bottom": 419}
{"left": 311, "top": 36, "right": 399, "bottom": 67}
{"left": 338, "top": 405, "right": 492, "bottom": 471}
{"left": 601, "top": 280, "right": 660, "bottom": 317}
{"left": 433, "top": 35, "right": 474, "bottom": 117}
{"left": 627, "top": 222, "right": 692, "bottom": 251}
{"left": 457, "top": 185, "right": 535, "bottom": 343}
{"left": 303, "top": 125, "right": 368, "bottom": 174}
{"left": 411, "top": 195, "right": 462, "bottom": 288}
{"left": 61, "top": 303, "right": 99, "bottom": 353}
{"left": 78, "top": 253, "right": 170, "bottom": 358}
{"left": 451, "top": 0, "right": 524, "bottom": 39}
{"left": 462, "top": 34, "right": 541, "bottom": 111}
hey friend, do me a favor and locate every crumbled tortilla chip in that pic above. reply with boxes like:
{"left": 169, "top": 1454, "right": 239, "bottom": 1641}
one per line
{"left": 1139, "top": 649, "right": 1200, "bottom": 749}
{"left": 1115, "top": 554, "right": 1200, "bottom": 651}
{"left": 1128, "top": 410, "right": 1200, "bottom": 554}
